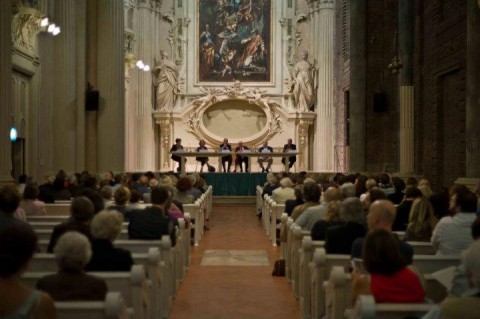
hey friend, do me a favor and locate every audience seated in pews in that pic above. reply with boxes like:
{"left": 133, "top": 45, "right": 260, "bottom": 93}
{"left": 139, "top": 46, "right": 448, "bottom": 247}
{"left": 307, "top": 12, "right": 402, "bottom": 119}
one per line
{"left": 340, "top": 182, "right": 356, "bottom": 200}
{"left": 272, "top": 177, "right": 295, "bottom": 204}
{"left": 130, "top": 173, "right": 149, "bottom": 195}
{"left": 76, "top": 187, "right": 105, "bottom": 214}
{"left": 175, "top": 176, "right": 196, "bottom": 204}
{"left": 51, "top": 175, "right": 71, "bottom": 201}
{"left": 37, "top": 231, "right": 108, "bottom": 301}
{"left": 392, "top": 186, "right": 423, "bottom": 231}
{"left": 291, "top": 181, "right": 321, "bottom": 221}
{"left": 359, "top": 178, "right": 377, "bottom": 204}
{"left": 187, "top": 174, "right": 203, "bottom": 200}
{"left": 20, "top": 183, "right": 47, "bottom": 216}
{"left": 295, "top": 186, "right": 342, "bottom": 231}
{"left": 387, "top": 177, "right": 406, "bottom": 205}
{"left": 352, "top": 200, "right": 414, "bottom": 264}
{"left": 351, "top": 229, "right": 425, "bottom": 304}
{"left": 284, "top": 185, "right": 304, "bottom": 217}
{"left": 377, "top": 173, "right": 394, "bottom": 196}
{"left": 127, "top": 186, "right": 177, "bottom": 246}
{"left": 310, "top": 200, "right": 343, "bottom": 240}
{"left": 108, "top": 186, "right": 131, "bottom": 217}
{"left": 17, "top": 174, "right": 27, "bottom": 195}
{"left": 404, "top": 197, "right": 437, "bottom": 242}
{"left": 0, "top": 185, "right": 27, "bottom": 226}
{"left": 128, "top": 189, "right": 146, "bottom": 210}
{"left": 261, "top": 172, "right": 279, "bottom": 198}
{"left": 324, "top": 197, "right": 367, "bottom": 253}
{"left": 85, "top": 210, "right": 134, "bottom": 272}
{"left": 0, "top": 222, "right": 56, "bottom": 319}
{"left": 99, "top": 185, "right": 113, "bottom": 207}
{"left": 423, "top": 240, "right": 480, "bottom": 319}
{"left": 47, "top": 196, "right": 94, "bottom": 253}
{"left": 354, "top": 175, "right": 368, "bottom": 199}
{"left": 449, "top": 217, "right": 480, "bottom": 297}
{"left": 362, "top": 187, "right": 387, "bottom": 212}
{"left": 431, "top": 188, "right": 477, "bottom": 255}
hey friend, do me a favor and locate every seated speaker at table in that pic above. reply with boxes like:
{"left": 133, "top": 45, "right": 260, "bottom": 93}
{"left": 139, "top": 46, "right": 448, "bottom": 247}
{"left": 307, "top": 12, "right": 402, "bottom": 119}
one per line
{"left": 195, "top": 139, "right": 209, "bottom": 173}
{"left": 258, "top": 141, "right": 273, "bottom": 173}
{"left": 219, "top": 138, "right": 232, "bottom": 172}
{"left": 281, "top": 138, "right": 296, "bottom": 169}
{"left": 170, "top": 138, "right": 185, "bottom": 172}
{"left": 235, "top": 141, "right": 249, "bottom": 173}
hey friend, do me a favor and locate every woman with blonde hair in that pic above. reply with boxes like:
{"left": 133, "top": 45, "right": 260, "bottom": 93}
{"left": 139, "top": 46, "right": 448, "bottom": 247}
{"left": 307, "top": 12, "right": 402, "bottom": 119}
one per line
{"left": 404, "top": 197, "right": 437, "bottom": 242}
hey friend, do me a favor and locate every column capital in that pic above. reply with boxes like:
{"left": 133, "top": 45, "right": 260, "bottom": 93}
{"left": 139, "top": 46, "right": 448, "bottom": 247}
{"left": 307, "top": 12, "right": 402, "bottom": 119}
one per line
{"left": 307, "top": 0, "right": 334, "bottom": 12}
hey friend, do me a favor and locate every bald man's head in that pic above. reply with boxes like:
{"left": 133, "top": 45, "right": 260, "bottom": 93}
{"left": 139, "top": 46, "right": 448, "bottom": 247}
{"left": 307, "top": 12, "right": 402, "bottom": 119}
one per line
{"left": 367, "top": 199, "right": 396, "bottom": 231}
{"left": 323, "top": 187, "right": 342, "bottom": 202}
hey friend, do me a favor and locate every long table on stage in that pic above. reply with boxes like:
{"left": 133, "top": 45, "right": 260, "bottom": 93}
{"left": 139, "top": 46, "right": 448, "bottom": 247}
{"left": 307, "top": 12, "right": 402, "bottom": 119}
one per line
{"left": 170, "top": 151, "right": 299, "bottom": 175}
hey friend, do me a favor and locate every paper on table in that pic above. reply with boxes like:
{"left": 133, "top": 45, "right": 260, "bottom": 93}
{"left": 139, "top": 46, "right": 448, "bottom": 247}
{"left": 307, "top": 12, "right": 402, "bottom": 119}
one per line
{"left": 429, "top": 266, "right": 456, "bottom": 290}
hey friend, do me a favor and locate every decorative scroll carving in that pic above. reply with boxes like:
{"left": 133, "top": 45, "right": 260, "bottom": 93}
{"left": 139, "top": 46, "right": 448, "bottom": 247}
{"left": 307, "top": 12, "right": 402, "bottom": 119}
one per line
{"left": 11, "top": 7, "right": 43, "bottom": 55}
{"left": 297, "top": 119, "right": 313, "bottom": 170}
{"left": 177, "top": 81, "right": 285, "bottom": 146}
{"left": 124, "top": 0, "right": 135, "bottom": 9}
{"left": 162, "top": 12, "right": 190, "bottom": 66}
{"left": 158, "top": 118, "right": 172, "bottom": 168}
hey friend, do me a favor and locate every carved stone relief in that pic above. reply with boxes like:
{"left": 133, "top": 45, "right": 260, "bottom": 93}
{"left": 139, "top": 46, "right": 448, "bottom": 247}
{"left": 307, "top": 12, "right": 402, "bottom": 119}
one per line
{"left": 156, "top": 117, "right": 173, "bottom": 168}
{"left": 175, "top": 82, "right": 285, "bottom": 146}
{"left": 297, "top": 118, "right": 313, "bottom": 170}
{"left": 11, "top": 7, "right": 43, "bottom": 56}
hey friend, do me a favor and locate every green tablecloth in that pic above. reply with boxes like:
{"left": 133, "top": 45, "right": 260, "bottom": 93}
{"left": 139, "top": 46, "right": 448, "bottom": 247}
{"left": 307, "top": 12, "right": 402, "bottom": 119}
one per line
{"left": 203, "top": 173, "right": 266, "bottom": 196}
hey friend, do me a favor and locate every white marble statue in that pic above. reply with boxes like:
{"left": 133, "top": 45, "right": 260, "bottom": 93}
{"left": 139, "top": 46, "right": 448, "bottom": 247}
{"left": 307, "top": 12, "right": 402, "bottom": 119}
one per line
{"left": 291, "top": 51, "right": 316, "bottom": 112}
{"left": 152, "top": 50, "right": 178, "bottom": 111}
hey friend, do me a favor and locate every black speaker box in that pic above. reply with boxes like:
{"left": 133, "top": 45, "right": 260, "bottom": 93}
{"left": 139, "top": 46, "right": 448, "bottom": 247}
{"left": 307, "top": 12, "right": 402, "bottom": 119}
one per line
{"left": 86, "top": 90, "right": 99, "bottom": 111}
{"left": 373, "top": 92, "right": 387, "bottom": 112}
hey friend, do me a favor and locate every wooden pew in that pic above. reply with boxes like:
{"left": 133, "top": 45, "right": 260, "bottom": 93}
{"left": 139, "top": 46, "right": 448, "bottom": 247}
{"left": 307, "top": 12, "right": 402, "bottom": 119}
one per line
{"left": 55, "top": 292, "right": 131, "bottom": 319}
{"left": 413, "top": 255, "right": 461, "bottom": 274}
{"left": 408, "top": 241, "right": 435, "bottom": 255}
{"left": 30, "top": 248, "right": 166, "bottom": 319}
{"left": 345, "top": 295, "right": 436, "bottom": 319}
{"left": 29, "top": 221, "right": 129, "bottom": 230}
{"left": 34, "top": 228, "right": 129, "bottom": 241}
{"left": 23, "top": 265, "right": 148, "bottom": 319}
{"left": 309, "top": 248, "right": 351, "bottom": 319}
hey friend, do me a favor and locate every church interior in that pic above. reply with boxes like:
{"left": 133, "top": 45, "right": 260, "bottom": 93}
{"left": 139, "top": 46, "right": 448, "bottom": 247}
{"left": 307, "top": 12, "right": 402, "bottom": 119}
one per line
{"left": 1, "top": 0, "right": 480, "bottom": 318}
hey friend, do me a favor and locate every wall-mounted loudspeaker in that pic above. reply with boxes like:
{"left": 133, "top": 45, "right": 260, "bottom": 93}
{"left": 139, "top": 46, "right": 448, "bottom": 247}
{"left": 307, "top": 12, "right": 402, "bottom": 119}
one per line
{"left": 85, "top": 90, "right": 99, "bottom": 111}
{"left": 373, "top": 92, "right": 387, "bottom": 112}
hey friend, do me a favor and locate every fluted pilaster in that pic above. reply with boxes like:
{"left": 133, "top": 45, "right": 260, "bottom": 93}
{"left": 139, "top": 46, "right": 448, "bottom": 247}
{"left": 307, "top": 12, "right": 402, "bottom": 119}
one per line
{"left": 97, "top": 0, "right": 125, "bottom": 171}
{"left": 0, "top": 0, "right": 13, "bottom": 183}
{"left": 398, "top": 0, "right": 414, "bottom": 173}
{"left": 466, "top": 0, "right": 480, "bottom": 177}
{"left": 134, "top": 1, "right": 155, "bottom": 171}
{"left": 314, "top": 0, "right": 335, "bottom": 172}
{"left": 51, "top": 0, "right": 77, "bottom": 172}
{"left": 349, "top": 0, "right": 366, "bottom": 172}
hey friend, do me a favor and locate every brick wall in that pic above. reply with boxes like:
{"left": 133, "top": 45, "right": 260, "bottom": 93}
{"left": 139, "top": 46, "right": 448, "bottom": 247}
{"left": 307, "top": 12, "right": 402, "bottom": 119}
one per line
{"left": 414, "top": 0, "right": 467, "bottom": 190}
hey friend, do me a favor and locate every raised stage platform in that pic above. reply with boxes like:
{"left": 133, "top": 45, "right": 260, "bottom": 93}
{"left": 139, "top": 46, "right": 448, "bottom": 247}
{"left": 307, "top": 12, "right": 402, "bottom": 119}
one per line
{"left": 202, "top": 172, "right": 267, "bottom": 196}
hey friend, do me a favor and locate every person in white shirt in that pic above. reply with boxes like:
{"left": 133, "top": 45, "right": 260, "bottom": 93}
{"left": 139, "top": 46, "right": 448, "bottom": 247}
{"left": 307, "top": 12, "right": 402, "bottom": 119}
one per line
{"left": 432, "top": 189, "right": 478, "bottom": 255}
{"left": 257, "top": 141, "right": 273, "bottom": 173}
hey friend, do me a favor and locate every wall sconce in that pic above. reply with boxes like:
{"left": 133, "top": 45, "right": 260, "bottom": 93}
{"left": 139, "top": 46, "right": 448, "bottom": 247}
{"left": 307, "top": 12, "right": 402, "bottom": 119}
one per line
{"left": 40, "top": 17, "right": 61, "bottom": 36}
{"left": 10, "top": 127, "right": 17, "bottom": 142}
{"left": 136, "top": 60, "right": 150, "bottom": 72}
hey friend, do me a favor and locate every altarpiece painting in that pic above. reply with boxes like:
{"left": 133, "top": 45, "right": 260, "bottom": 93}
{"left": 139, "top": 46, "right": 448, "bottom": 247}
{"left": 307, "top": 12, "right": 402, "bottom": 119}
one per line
{"left": 198, "top": 0, "right": 271, "bottom": 82}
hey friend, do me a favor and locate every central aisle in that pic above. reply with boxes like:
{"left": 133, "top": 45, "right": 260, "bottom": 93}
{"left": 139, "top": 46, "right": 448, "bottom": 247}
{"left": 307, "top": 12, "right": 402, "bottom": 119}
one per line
{"left": 169, "top": 204, "right": 301, "bottom": 319}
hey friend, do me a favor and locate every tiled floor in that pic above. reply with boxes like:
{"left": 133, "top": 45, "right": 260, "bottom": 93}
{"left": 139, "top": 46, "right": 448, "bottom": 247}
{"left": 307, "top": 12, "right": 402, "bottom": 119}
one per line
{"left": 169, "top": 204, "right": 301, "bottom": 319}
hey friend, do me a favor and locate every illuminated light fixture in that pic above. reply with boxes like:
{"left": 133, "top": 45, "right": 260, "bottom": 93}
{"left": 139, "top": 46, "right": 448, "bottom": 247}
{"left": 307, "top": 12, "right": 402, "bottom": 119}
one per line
{"left": 10, "top": 127, "right": 17, "bottom": 142}
{"left": 52, "top": 26, "right": 61, "bottom": 36}
{"left": 40, "top": 17, "right": 49, "bottom": 27}
{"left": 136, "top": 60, "right": 144, "bottom": 69}
{"left": 143, "top": 65, "right": 150, "bottom": 72}
{"left": 47, "top": 24, "right": 56, "bottom": 33}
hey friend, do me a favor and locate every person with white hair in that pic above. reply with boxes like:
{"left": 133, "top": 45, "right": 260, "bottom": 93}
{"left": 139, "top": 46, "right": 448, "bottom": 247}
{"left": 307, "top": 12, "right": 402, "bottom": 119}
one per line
{"left": 295, "top": 186, "right": 342, "bottom": 231}
{"left": 37, "top": 231, "right": 107, "bottom": 301}
{"left": 85, "top": 210, "right": 133, "bottom": 271}
{"left": 422, "top": 240, "right": 480, "bottom": 319}
{"left": 340, "top": 182, "right": 356, "bottom": 199}
{"left": 272, "top": 177, "right": 295, "bottom": 204}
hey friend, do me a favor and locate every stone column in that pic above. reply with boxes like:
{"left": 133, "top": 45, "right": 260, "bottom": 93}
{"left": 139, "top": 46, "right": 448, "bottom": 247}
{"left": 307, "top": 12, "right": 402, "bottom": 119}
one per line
{"left": 398, "top": 0, "right": 415, "bottom": 174}
{"left": 52, "top": 0, "right": 77, "bottom": 172}
{"left": 313, "top": 0, "right": 335, "bottom": 172}
{"left": 97, "top": 0, "right": 125, "bottom": 172}
{"left": 153, "top": 112, "right": 173, "bottom": 170}
{"left": 349, "top": 0, "right": 366, "bottom": 172}
{"left": 134, "top": 0, "right": 155, "bottom": 171}
{"left": 466, "top": 0, "right": 480, "bottom": 177}
{"left": 86, "top": 0, "right": 98, "bottom": 173}
{"left": 0, "top": 0, "right": 13, "bottom": 183}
